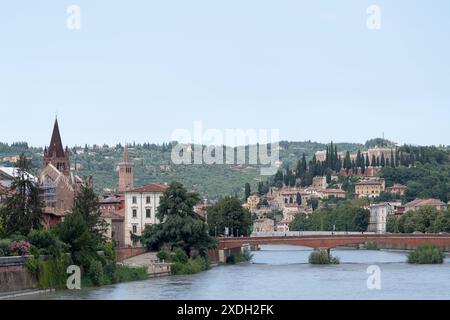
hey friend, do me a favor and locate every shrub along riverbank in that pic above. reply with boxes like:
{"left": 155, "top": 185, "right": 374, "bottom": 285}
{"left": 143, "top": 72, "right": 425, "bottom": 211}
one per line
{"left": 226, "top": 252, "right": 253, "bottom": 265}
{"left": 408, "top": 245, "right": 445, "bottom": 264}
{"left": 309, "top": 250, "right": 340, "bottom": 265}
{"left": 157, "top": 249, "right": 210, "bottom": 275}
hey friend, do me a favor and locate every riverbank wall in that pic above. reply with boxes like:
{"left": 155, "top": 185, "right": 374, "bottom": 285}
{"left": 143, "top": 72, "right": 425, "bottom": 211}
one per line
{"left": 116, "top": 247, "right": 147, "bottom": 262}
{"left": 0, "top": 256, "right": 37, "bottom": 293}
{"left": 355, "top": 243, "right": 450, "bottom": 252}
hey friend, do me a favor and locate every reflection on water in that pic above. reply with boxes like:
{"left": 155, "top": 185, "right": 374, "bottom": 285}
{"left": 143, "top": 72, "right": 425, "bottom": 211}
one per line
{"left": 20, "top": 246, "right": 450, "bottom": 300}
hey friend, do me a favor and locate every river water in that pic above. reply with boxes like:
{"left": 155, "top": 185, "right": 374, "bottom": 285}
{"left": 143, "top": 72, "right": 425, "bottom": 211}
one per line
{"left": 26, "top": 246, "right": 450, "bottom": 300}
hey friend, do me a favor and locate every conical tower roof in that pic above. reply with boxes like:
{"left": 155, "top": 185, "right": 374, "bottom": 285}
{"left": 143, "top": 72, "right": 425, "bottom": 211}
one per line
{"left": 47, "top": 118, "right": 66, "bottom": 158}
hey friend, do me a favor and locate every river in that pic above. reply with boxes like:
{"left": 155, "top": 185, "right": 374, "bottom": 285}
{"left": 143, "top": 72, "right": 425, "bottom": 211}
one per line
{"left": 23, "top": 246, "right": 450, "bottom": 300}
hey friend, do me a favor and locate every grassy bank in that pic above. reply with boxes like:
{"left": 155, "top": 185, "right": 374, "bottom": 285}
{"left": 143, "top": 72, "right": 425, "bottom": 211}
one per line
{"left": 26, "top": 255, "right": 148, "bottom": 290}
{"left": 157, "top": 249, "right": 210, "bottom": 275}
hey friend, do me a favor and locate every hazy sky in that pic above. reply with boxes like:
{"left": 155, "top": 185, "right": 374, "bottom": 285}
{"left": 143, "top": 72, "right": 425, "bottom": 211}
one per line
{"left": 1, "top": 1, "right": 449, "bottom": 147}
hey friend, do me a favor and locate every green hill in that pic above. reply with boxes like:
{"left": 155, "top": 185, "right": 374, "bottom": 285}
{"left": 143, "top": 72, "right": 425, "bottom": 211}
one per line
{"left": 0, "top": 140, "right": 371, "bottom": 199}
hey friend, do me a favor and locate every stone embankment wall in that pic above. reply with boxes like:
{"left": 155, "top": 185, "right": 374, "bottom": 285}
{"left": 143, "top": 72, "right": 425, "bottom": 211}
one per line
{"left": 116, "top": 247, "right": 147, "bottom": 262}
{"left": 371, "top": 243, "right": 450, "bottom": 252}
{"left": 0, "top": 256, "right": 37, "bottom": 293}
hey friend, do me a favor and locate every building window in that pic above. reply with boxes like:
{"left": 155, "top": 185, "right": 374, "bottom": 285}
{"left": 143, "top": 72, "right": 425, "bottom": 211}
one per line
{"left": 146, "top": 196, "right": 151, "bottom": 204}
{"left": 132, "top": 209, "right": 137, "bottom": 218}
{"left": 132, "top": 196, "right": 137, "bottom": 204}
{"left": 132, "top": 225, "right": 137, "bottom": 234}
{"left": 146, "top": 209, "right": 151, "bottom": 219}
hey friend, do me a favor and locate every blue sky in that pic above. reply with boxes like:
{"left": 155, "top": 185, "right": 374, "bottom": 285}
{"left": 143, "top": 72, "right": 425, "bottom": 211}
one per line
{"left": 0, "top": 1, "right": 449, "bottom": 147}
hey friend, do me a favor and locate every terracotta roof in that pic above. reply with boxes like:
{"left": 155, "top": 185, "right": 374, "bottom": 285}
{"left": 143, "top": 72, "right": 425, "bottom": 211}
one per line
{"left": 280, "top": 191, "right": 302, "bottom": 196}
{"left": 356, "top": 180, "right": 384, "bottom": 186}
{"left": 322, "top": 189, "right": 346, "bottom": 194}
{"left": 43, "top": 207, "right": 70, "bottom": 217}
{"left": 404, "top": 199, "right": 447, "bottom": 208}
{"left": 128, "top": 183, "right": 168, "bottom": 193}
{"left": 102, "top": 210, "right": 125, "bottom": 221}
{"left": 388, "top": 184, "right": 407, "bottom": 189}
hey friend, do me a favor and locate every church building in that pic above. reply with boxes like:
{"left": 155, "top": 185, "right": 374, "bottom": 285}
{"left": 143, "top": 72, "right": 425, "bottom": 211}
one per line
{"left": 39, "top": 118, "right": 88, "bottom": 227}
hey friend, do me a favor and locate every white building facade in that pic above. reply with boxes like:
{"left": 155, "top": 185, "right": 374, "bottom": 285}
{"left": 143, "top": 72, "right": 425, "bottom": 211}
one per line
{"left": 124, "top": 184, "right": 167, "bottom": 247}
{"left": 368, "top": 202, "right": 401, "bottom": 234}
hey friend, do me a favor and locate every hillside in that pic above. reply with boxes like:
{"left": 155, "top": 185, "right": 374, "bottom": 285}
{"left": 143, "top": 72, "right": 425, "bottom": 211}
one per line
{"left": 1, "top": 140, "right": 377, "bottom": 199}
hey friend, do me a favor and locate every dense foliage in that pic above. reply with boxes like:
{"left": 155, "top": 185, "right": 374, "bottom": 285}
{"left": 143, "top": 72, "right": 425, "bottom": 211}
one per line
{"left": 309, "top": 250, "right": 340, "bottom": 265}
{"left": 289, "top": 201, "right": 370, "bottom": 232}
{"left": 207, "top": 197, "right": 252, "bottom": 237}
{"left": 140, "top": 181, "right": 216, "bottom": 255}
{"left": 408, "top": 245, "right": 445, "bottom": 264}
{"left": 158, "top": 248, "right": 209, "bottom": 275}
{"left": 0, "top": 155, "right": 43, "bottom": 236}
{"left": 387, "top": 207, "right": 450, "bottom": 234}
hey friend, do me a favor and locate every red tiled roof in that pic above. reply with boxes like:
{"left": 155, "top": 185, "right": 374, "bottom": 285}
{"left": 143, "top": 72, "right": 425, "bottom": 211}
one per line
{"left": 102, "top": 210, "right": 125, "bottom": 221}
{"left": 387, "top": 184, "right": 407, "bottom": 189}
{"left": 43, "top": 207, "right": 70, "bottom": 217}
{"left": 356, "top": 180, "right": 384, "bottom": 186}
{"left": 405, "top": 199, "right": 447, "bottom": 208}
{"left": 322, "top": 189, "right": 346, "bottom": 194}
{"left": 128, "top": 183, "right": 168, "bottom": 193}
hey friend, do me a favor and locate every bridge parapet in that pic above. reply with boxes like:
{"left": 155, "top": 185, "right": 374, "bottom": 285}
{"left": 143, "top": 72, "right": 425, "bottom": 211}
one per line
{"left": 218, "top": 234, "right": 450, "bottom": 251}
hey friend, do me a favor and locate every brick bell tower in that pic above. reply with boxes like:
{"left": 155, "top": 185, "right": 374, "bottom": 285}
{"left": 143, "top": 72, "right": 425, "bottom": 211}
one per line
{"left": 44, "top": 117, "right": 70, "bottom": 175}
{"left": 118, "top": 145, "right": 134, "bottom": 193}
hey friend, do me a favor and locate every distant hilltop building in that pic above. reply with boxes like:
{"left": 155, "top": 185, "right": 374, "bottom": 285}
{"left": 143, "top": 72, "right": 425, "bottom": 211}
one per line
{"left": 315, "top": 146, "right": 397, "bottom": 169}
{"left": 355, "top": 179, "right": 386, "bottom": 198}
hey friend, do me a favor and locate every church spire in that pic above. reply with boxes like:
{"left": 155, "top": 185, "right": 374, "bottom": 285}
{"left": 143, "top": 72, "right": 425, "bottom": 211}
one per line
{"left": 48, "top": 118, "right": 65, "bottom": 158}
{"left": 44, "top": 118, "right": 70, "bottom": 175}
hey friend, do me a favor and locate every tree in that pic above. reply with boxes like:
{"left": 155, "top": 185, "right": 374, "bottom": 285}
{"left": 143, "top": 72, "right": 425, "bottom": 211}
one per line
{"left": 57, "top": 211, "right": 98, "bottom": 269}
{"left": 381, "top": 153, "right": 386, "bottom": 168}
{"left": 0, "top": 155, "right": 43, "bottom": 236}
{"left": 141, "top": 181, "right": 215, "bottom": 255}
{"left": 371, "top": 155, "right": 377, "bottom": 167}
{"left": 244, "top": 183, "right": 251, "bottom": 201}
{"left": 72, "top": 184, "right": 109, "bottom": 244}
{"left": 353, "top": 208, "right": 370, "bottom": 232}
{"left": 344, "top": 151, "right": 351, "bottom": 173}
{"left": 207, "top": 196, "right": 252, "bottom": 237}
{"left": 290, "top": 213, "right": 310, "bottom": 231}
{"left": 361, "top": 155, "right": 366, "bottom": 174}
{"left": 391, "top": 149, "right": 396, "bottom": 168}
{"left": 307, "top": 199, "right": 319, "bottom": 211}
{"left": 296, "top": 192, "right": 302, "bottom": 205}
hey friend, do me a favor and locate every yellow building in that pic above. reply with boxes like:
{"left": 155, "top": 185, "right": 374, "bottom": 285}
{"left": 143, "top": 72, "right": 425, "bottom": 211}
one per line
{"left": 355, "top": 179, "right": 386, "bottom": 198}
{"left": 244, "top": 195, "right": 261, "bottom": 212}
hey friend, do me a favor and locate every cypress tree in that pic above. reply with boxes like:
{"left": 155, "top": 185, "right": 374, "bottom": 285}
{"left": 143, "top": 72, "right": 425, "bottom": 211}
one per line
{"left": 371, "top": 155, "right": 377, "bottom": 167}
{"left": 244, "top": 183, "right": 251, "bottom": 201}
